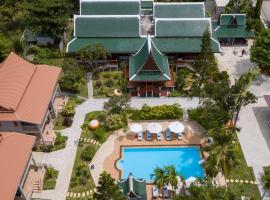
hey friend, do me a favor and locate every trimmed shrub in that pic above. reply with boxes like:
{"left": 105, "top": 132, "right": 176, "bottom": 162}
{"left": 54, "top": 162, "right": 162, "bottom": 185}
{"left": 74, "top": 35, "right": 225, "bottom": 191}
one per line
{"left": 128, "top": 104, "right": 183, "bottom": 120}
{"left": 81, "top": 145, "right": 96, "bottom": 162}
{"left": 93, "top": 127, "right": 107, "bottom": 143}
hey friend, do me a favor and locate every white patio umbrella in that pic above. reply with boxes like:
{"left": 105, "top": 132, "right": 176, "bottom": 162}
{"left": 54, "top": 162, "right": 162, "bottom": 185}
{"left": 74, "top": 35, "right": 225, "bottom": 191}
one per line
{"left": 185, "top": 176, "right": 197, "bottom": 188}
{"left": 169, "top": 121, "right": 185, "bottom": 134}
{"left": 129, "top": 123, "right": 142, "bottom": 133}
{"left": 147, "top": 122, "right": 162, "bottom": 134}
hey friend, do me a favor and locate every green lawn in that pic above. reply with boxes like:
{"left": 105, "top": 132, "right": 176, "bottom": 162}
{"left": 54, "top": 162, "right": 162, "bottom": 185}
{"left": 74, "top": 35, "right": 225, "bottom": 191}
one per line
{"left": 225, "top": 140, "right": 261, "bottom": 199}
{"left": 93, "top": 71, "right": 126, "bottom": 97}
{"left": 43, "top": 167, "right": 59, "bottom": 190}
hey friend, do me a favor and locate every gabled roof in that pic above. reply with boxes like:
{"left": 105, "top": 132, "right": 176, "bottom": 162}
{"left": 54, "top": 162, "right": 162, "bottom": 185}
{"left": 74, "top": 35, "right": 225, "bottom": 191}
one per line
{"left": 129, "top": 36, "right": 170, "bottom": 81}
{"left": 74, "top": 15, "right": 140, "bottom": 38}
{"left": 155, "top": 18, "right": 211, "bottom": 37}
{"left": 0, "top": 52, "right": 61, "bottom": 124}
{"left": 67, "top": 37, "right": 145, "bottom": 53}
{"left": 220, "top": 14, "right": 246, "bottom": 26}
{"left": 154, "top": 2, "right": 205, "bottom": 18}
{"left": 118, "top": 173, "right": 147, "bottom": 200}
{"left": 0, "top": 132, "right": 36, "bottom": 200}
{"left": 213, "top": 14, "right": 254, "bottom": 39}
{"left": 80, "top": 0, "right": 140, "bottom": 15}
{"left": 152, "top": 37, "right": 221, "bottom": 53}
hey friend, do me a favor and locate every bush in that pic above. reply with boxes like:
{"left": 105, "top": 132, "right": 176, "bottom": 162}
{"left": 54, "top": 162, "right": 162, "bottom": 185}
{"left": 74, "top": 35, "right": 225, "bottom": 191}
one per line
{"left": 43, "top": 167, "right": 58, "bottom": 190}
{"left": 93, "top": 127, "right": 107, "bottom": 143}
{"left": 61, "top": 104, "right": 75, "bottom": 117}
{"left": 105, "top": 114, "right": 125, "bottom": 130}
{"left": 81, "top": 145, "right": 96, "bottom": 161}
{"left": 128, "top": 104, "right": 183, "bottom": 120}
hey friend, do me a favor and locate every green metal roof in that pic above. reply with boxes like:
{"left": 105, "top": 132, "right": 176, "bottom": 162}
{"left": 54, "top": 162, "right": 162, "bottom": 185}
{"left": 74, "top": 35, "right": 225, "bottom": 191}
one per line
{"left": 215, "top": 26, "right": 254, "bottom": 38}
{"left": 118, "top": 174, "right": 147, "bottom": 200}
{"left": 141, "top": 0, "right": 153, "bottom": 8}
{"left": 152, "top": 37, "right": 220, "bottom": 53}
{"left": 220, "top": 14, "right": 246, "bottom": 26}
{"left": 67, "top": 37, "right": 145, "bottom": 53}
{"left": 80, "top": 0, "right": 140, "bottom": 15}
{"left": 155, "top": 19, "right": 211, "bottom": 37}
{"left": 129, "top": 37, "right": 170, "bottom": 81}
{"left": 154, "top": 2, "right": 205, "bottom": 18}
{"left": 74, "top": 16, "right": 140, "bottom": 37}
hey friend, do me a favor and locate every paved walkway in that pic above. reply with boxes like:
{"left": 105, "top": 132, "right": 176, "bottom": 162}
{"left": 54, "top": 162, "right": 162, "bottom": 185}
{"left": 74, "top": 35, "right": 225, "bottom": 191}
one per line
{"left": 32, "top": 97, "right": 199, "bottom": 200}
{"left": 86, "top": 72, "right": 93, "bottom": 98}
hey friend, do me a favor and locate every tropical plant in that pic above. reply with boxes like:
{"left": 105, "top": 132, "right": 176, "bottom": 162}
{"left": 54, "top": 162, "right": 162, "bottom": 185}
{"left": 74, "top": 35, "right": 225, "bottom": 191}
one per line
{"left": 93, "top": 171, "right": 125, "bottom": 200}
{"left": 104, "top": 94, "right": 130, "bottom": 115}
{"left": 61, "top": 104, "right": 75, "bottom": 118}
{"left": 105, "top": 113, "right": 126, "bottom": 131}
{"left": 165, "top": 165, "right": 178, "bottom": 190}
{"left": 262, "top": 167, "right": 270, "bottom": 199}
{"left": 81, "top": 145, "right": 96, "bottom": 162}
{"left": 207, "top": 128, "right": 240, "bottom": 175}
{"left": 78, "top": 44, "right": 107, "bottom": 66}
{"left": 251, "top": 29, "right": 270, "bottom": 73}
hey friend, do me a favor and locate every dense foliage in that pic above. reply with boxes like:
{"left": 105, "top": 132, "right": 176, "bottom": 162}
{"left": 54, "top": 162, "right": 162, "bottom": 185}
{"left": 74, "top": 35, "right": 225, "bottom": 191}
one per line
{"left": 251, "top": 29, "right": 270, "bottom": 73}
{"left": 128, "top": 104, "right": 183, "bottom": 120}
{"left": 24, "top": 0, "right": 73, "bottom": 39}
{"left": 70, "top": 163, "right": 91, "bottom": 187}
{"left": 93, "top": 171, "right": 125, "bottom": 200}
{"left": 0, "top": 33, "right": 11, "bottom": 61}
{"left": 81, "top": 145, "right": 96, "bottom": 162}
{"left": 43, "top": 167, "right": 58, "bottom": 190}
{"left": 173, "top": 180, "right": 243, "bottom": 200}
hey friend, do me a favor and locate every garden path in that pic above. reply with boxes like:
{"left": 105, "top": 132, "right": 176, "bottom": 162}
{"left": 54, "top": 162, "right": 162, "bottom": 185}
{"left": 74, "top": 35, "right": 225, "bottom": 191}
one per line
{"left": 32, "top": 97, "right": 200, "bottom": 200}
{"left": 86, "top": 72, "right": 93, "bottom": 98}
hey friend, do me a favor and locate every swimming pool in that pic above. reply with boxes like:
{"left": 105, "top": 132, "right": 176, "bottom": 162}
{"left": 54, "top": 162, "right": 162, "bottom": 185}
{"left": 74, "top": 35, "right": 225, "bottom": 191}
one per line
{"left": 118, "top": 146, "right": 205, "bottom": 181}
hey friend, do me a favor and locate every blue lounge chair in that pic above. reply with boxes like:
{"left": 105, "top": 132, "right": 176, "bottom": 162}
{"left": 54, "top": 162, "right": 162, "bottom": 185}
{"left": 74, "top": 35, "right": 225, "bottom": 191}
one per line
{"left": 138, "top": 131, "right": 143, "bottom": 141}
{"left": 146, "top": 131, "right": 152, "bottom": 141}
{"left": 163, "top": 185, "right": 170, "bottom": 198}
{"left": 157, "top": 132, "right": 162, "bottom": 141}
{"left": 165, "top": 128, "right": 171, "bottom": 141}
{"left": 152, "top": 186, "right": 159, "bottom": 199}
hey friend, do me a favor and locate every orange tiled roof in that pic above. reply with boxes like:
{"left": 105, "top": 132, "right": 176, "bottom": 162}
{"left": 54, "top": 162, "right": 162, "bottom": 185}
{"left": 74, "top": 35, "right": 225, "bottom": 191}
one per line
{"left": 0, "top": 132, "right": 36, "bottom": 200}
{"left": 0, "top": 52, "right": 61, "bottom": 124}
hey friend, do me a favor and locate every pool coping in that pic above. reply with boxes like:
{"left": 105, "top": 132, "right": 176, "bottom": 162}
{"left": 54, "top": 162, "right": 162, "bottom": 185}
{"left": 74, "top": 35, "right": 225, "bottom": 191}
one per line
{"left": 114, "top": 144, "right": 205, "bottom": 184}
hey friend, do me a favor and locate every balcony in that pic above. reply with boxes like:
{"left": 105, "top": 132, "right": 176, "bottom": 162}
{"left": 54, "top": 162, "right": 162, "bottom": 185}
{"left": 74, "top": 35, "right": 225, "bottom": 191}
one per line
{"left": 41, "top": 122, "right": 56, "bottom": 146}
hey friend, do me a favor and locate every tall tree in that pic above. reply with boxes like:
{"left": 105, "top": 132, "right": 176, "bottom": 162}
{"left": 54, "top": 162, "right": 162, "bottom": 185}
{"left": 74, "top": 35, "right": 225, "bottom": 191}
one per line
{"left": 93, "top": 171, "right": 125, "bottom": 200}
{"left": 194, "top": 29, "right": 218, "bottom": 97}
{"left": 251, "top": 29, "right": 270, "bottom": 73}
{"left": 104, "top": 95, "right": 130, "bottom": 115}
{"left": 78, "top": 44, "right": 108, "bottom": 66}
{"left": 254, "top": 0, "right": 263, "bottom": 19}
{"left": 0, "top": 0, "right": 20, "bottom": 24}
{"left": 24, "top": 0, "right": 72, "bottom": 39}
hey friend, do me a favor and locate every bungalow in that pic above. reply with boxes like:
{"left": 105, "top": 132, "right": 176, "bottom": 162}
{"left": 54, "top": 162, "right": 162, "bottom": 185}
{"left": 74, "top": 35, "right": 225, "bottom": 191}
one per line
{"left": 0, "top": 52, "right": 64, "bottom": 145}
{"left": 0, "top": 132, "right": 45, "bottom": 200}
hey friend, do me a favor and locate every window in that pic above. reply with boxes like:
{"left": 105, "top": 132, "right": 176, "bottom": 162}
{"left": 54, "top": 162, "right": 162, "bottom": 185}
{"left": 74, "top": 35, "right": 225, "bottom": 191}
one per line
{"left": 13, "top": 122, "right": 19, "bottom": 127}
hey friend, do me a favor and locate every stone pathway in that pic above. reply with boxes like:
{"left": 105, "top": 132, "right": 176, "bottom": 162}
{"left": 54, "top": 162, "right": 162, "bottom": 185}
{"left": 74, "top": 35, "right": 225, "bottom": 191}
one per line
{"left": 225, "top": 179, "right": 257, "bottom": 184}
{"left": 87, "top": 72, "right": 93, "bottom": 98}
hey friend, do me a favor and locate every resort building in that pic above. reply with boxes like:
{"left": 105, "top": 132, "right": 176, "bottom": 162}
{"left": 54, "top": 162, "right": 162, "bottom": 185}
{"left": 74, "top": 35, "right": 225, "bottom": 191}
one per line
{"left": 0, "top": 52, "right": 64, "bottom": 145}
{"left": 67, "top": 0, "right": 253, "bottom": 97}
{"left": 0, "top": 132, "right": 45, "bottom": 200}
{"left": 118, "top": 173, "right": 147, "bottom": 200}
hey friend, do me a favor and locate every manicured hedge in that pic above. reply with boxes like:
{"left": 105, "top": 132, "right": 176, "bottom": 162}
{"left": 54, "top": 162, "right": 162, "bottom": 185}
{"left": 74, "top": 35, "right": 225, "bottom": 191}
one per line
{"left": 128, "top": 104, "right": 183, "bottom": 120}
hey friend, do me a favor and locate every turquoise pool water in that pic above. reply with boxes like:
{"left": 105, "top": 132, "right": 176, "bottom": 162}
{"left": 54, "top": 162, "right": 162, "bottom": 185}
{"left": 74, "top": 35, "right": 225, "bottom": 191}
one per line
{"left": 118, "top": 146, "right": 205, "bottom": 181}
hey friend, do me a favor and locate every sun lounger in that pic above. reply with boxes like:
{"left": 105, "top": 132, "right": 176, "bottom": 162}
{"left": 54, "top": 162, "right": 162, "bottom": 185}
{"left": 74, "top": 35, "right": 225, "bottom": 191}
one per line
{"left": 165, "top": 128, "right": 171, "bottom": 141}
{"left": 152, "top": 186, "right": 158, "bottom": 199}
{"left": 163, "top": 186, "right": 170, "bottom": 198}
{"left": 178, "top": 132, "right": 183, "bottom": 140}
{"left": 146, "top": 130, "right": 152, "bottom": 141}
{"left": 138, "top": 131, "right": 143, "bottom": 141}
{"left": 157, "top": 132, "right": 162, "bottom": 141}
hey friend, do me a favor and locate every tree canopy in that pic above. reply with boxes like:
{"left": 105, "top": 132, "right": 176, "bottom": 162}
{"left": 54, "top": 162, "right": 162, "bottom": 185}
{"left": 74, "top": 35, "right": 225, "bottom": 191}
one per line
{"left": 251, "top": 29, "right": 270, "bottom": 72}
{"left": 93, "top": 171, "right": 125, "bottom": 200}
{"left": 24, "top": 0, "right": 73, "bottom": 39}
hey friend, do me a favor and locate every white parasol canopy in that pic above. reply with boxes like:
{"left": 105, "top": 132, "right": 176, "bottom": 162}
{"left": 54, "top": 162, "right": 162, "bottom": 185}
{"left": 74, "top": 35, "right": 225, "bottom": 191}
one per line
{"left": 147, "top": 122, "right": 162, "bottom": 134}
{"left": 129, "top": 123, "right": 142, "bottom": 133}
{"left": 185, "top": 176, "right": 197, "bottom": 188}
{"left": 169, "top": 121, "right": 185, "bottom": 134}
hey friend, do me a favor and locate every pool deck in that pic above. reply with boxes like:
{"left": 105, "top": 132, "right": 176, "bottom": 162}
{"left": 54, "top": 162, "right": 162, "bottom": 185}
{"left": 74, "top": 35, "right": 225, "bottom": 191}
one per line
{"left": 90, "top": 120, "right": 206, "bottom": 200}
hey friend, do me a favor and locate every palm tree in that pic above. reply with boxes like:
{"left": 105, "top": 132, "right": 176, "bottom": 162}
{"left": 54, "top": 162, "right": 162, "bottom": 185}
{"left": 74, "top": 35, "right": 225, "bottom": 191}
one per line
{"left": 151, "top": 167, "right": 168, "bottom": 190}
{"left": 209, "top": 128, "right": 240, "bottom": 175}
{"left": 165, "top": 165, "right": 178, "bottom": 190}
{"left": 262, "top": 174, "right": 270, "bottom": 199}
